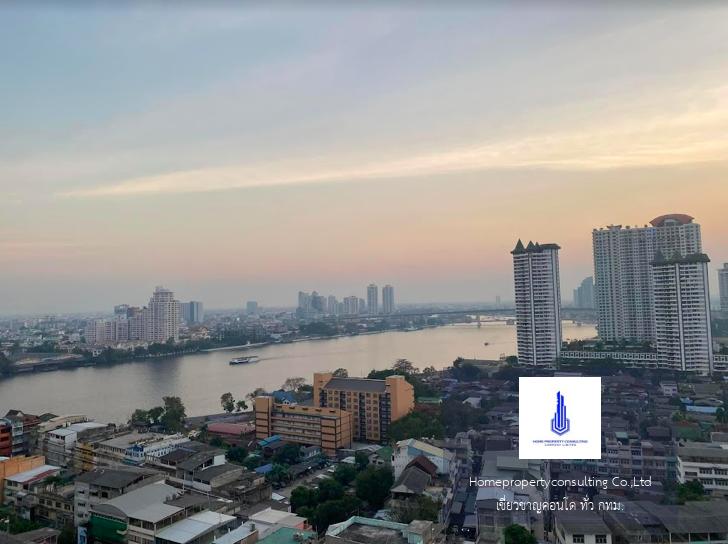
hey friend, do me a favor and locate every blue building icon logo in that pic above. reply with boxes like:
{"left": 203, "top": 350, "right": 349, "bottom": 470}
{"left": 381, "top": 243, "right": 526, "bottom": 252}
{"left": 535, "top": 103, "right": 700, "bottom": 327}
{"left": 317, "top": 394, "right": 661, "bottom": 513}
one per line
{"left": 550, "top": 391, "right": 570, "bottom": 436}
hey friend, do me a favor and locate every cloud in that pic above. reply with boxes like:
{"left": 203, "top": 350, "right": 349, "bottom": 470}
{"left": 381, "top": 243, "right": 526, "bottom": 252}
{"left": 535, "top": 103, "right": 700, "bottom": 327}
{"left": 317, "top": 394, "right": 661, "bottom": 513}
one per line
{"left": 61, "top": 85, "right": 728, "bottom": 198}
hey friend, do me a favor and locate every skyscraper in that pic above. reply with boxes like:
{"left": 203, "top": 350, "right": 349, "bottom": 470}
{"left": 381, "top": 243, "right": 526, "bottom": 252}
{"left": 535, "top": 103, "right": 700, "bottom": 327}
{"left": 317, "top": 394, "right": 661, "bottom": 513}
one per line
{"left": 592, "top": 214, "right": 702, "bottom": 342}
{"left": 382, "top": 285, "right": 395, "bottom": 314}
{"left": 652, "top": 252, "right": 713, "bottom": 373}
{"left": 327, "top": 295, "right": 339, "bottom": 316}
{"left": 246, "top": 300, "right": 259, "bottom": 316}
{"left": 343, "top": 296, "right": 359, "bottom": 315}
{"left": 573, "top": 276, "right": 594, "bottom": 309}
{"left": 511, "top": 240, "right": 562, "bottom": 366}
{"left": 367, "top": 284, "right": 379, "bottom": 315}
{"left": 146, "top": 286, "right": 181, "bottom": 343}
{"left": 181, "top": 301, "right": 204, "bottom": 324}
{"left": 719, "top": 263, "right": 728, "bottom": 312}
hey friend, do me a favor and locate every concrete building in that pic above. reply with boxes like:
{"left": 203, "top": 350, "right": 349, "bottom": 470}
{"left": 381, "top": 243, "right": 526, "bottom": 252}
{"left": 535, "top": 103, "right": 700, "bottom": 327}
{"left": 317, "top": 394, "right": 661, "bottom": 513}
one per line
{"left": 652, "top": 252, "right": 713, "bottom": 373}
{"left": 41, "top": 422, "right": 112, "bottom": 468}
{"left": 676, "top": 442, "right": 728, "bottom": 496}
{"left": 326, "top": 516, "right": 434, "bottom": 544}
{"left": 511, "top": 240, "right": 562, "bottom": 366}
{"left": 719, "top": 263, "right": 728, "bottom": 312}
{"left": 342, "top": 296, "right": 359, "bottom": 316}
{"left": 94, "top": 432, "right": 190, "bottom": 466}
{"left": 366, "top": 283, "right": 379, "bottom": 315}
{"left": 313, "top": 373, "right": 414, "bottom": 443}
{"left": 147, "top": 286, "right": 181, "bottom": 343}
{"left": 573, "top": 276, "right": 594, "bottom": 309}
{"left": 2, "top": 410, "right": 41, "bottom": 457}
{"left": 74, "top": 467, "right": 164, "bottom": 526}
{"left": 254, "top": 398, "right": 352, "bottom": 456}
{"left": 326, "top": 296, "right": 339, "bottom": 316}
{"left": 181, "top": 301, "right": 204, "bottom": 324}
{"left": 554, "top": 512, "right": 612, "bottom": 544}
{"left": 382, "top": 285, "right": 395, "bottom": 314}
{"left": 392, "top": 439, "right": 454, "bottom": 480}
{"left": 3, "top": 464, "right": 61, "bottom": 509}
{"left": 0, "top": 456, "right": 46, "bottom": 502}
{"left": 245, "top": 301, "right": 258, "bottom": 316}
{"left": 592, "top": 214, "right": 702, "bottom": 343}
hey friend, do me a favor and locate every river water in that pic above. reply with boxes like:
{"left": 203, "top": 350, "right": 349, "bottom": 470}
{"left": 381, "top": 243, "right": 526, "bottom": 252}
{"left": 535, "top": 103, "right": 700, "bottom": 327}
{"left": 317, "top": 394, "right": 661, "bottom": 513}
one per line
{"left": 0, "top": 322, "right": 596, "bottom": 422}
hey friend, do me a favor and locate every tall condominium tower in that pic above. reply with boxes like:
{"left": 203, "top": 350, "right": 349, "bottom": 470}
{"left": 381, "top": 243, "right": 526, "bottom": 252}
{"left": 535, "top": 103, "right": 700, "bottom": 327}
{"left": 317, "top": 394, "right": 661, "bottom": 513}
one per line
{"left": 573, "top": 276, "right": 595, "bottom": 309}
{"left": 382, "top": 285, "right": 395, "bottom": 314}
{"left": 367, "top": 283, "right": 379, "bottom": 315}
{"left": 147, "top": 286, "right": 181, "bottom": 343}
{"left": 511, "top": 240, "right": 562, "bottom": 366}
{"left": 592, "top": 214, "right": 702, "bottom": 342}
{"left": 719, "top": 263, "right": 728, "bottom": 312}
{"left": 343, "top": 296, "right": 359, "bottom": 316}
{"left": 652, "top": 252, "right": 713, "bottom": 373}
{"left": 181, "top": 301, "right": 204, "bottom": 324}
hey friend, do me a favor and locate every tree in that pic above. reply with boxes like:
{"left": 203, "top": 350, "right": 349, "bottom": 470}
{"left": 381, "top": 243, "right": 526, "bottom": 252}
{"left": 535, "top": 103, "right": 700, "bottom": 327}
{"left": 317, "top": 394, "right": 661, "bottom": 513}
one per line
{"left": 393, "top": 495, "right": 440, "bottom": 523}
{"left": 266, "top": 464, "right": 290, "bottom": 485}
{"left": 0, "top": 351, "right": 12, "bottom": 376}
{"left": 504, "top": 524, "right": 536, "bottom": 544}
{"left": 273, "top": 443, "right": 301, "bottom": 465}
{"left": 392, "top": 358, "right": 418, "bottom": 375}
{"left": 291, "top": 486, "right": 317, "bottom": 512}
{"left": 130, "top": 409, "right": 150, "bottom": 425}
{"left": 148, "top": 406, "right": 165, "bottom": 425}
{"left": 354, "top": 451, "right": 370, "bottom": 471}
{"left": 332, "top": 368, "right": 349, "bottom": 378}
{"left": 235, "top": 399, "right": 248, "bottom": 412}
{"left": 317, "top": 478, "right": 344, "bottom": 502}
{"left": 389, "top": 411, "right": 444, "bottom": 442}
{"left": 422, "top": 366, "right": 437, "bottom": 376}
{"left": 220, "top": 392, "right": 235, "bottom": 413}
{"left": 226, "top": 447, "right": 247, "bottom": 464}
{"left": 355, "top": 467, "right": 393, "bottom": 508}
{"left": 247, "top": 387, "right": 269, "bottom": 401}
{"left": 161, "top": 396, "right": 186, "bottom": 432}
{"left": 676, "top": 480, "right": 706, "bottom": 503}
{"left": 282, "top": 377, "right": 306, "bottom": 392}
{"left": 209, "top": 436, "right": 224, "bottom": 448}
{"left": 333, "top": 464, "right": 358, "bottom": 486}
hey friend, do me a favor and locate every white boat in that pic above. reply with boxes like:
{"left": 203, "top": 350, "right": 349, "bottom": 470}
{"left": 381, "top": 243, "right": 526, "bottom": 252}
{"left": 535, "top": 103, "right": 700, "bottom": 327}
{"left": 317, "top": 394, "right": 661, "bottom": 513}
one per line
{"left": 229, "top": 355, "right": 260, "bottom": 365}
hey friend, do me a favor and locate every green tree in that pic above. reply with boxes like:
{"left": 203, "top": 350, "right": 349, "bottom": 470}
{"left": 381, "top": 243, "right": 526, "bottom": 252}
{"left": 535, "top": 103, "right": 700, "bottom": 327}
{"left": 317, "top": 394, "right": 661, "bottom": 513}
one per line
{"left": 392, "top": 358, "right": 418, "bottom": 375}
{"left": 220, "top": 392, "right": 235, "bottom": 413}
{"left": 209, "top": 436, "right": 224, "bottom": 448}
{"left": 130, "top": 409, "right": 149, "bottom": 425}
{"left": 393, "top": 495, "right": 440, "bottom": 523}
{"left": 247, "top": 387, "right": 269, "bottom": 401}
{"left": 333, "top": 464, "right": 358, "bottom": 486}
{"left": 354, "top": 451, "right": 370, "bottom": 471}
{"left": 226, "top": 447, "right": 247, "bottom": 464}
{"left": 273, "top": 443, "right": 301, "bottom": 465}
{"left": 504, "top": 524, "right": 536, "bottom": 544}
{"left": 235, "top": 399, "right": 248, "bottom": 412}
{"left": 355, "top": 467, "right": 394, "bottom": 508}
{"left": 161, "top": 396, "right": 186, "bottom": 432}
{"left": 148, "top": 406, "right": 165, "bottom": 425}
{"left": 389, "top": 411, "right": 444, "bottom": 442}
{"left": 332, "top": 368, "right": 349, "bottom": 377}
{"left": 676, "top": 480, "right": 707, "bottom": 503}
{"left": 282, "top": 377, "right": 306, "bottom": 391}
{"left": 291, "top": 486, "right": 318, "bottom": 512}
{"left": 266, "top": 464, "right": 290, "bottom": 485}
{"left": 317, "top": 478, "right": 344, "bottom": 502}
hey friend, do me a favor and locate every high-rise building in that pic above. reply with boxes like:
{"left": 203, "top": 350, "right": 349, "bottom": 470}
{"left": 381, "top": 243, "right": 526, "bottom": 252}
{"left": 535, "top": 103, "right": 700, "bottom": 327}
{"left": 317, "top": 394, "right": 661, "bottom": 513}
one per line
{"left": 181, "top": 301, "right": 204, "bottom": 324}
{"left": 343, "top": 296, "right": 359, "bottom": 316}
{"left": 382, "top": 285, "right": 395, "bottom": 314}
{"left": 146, "top": 286, "right": 180, "bottom": 343}
{"left": 511, "top": 240, "right": 562, "bottom": 366}
{"left": 313, "top": 372, "right": 414, "bottom": 443}
{"left": 573, "top": 276, "right": 595, "bottom": 309}
{"left": 592, "top": 214, "right": 702, "bottom": 342}
{"left": 245, "top": 300, "right": 259, "bottom": 316}
{"left": 719, "top": 263, "right": 728, "bottom": 312}
{"left": 297, "top": 291, "right": 312, "bottom": 314}
{"left": 327, "top": 295, "right": 339, "bottom": 316}
{"left": 311, "top": 291, "right": 326, "bottom": 314}
{"left": 358, "top": 298, "right": 367, "bottom": 314}
{"left": 652, "top": 252, "right": 713, "bottom": 373}
{"left": 366, "top": 284, "right": 379, "bottom": 315}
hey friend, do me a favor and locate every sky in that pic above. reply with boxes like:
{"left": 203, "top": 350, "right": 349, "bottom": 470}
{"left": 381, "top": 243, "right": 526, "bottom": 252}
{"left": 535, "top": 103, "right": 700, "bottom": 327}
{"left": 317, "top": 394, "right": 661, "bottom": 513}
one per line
{"left": 1, "top": 3, "right": 728, "bottom": 314}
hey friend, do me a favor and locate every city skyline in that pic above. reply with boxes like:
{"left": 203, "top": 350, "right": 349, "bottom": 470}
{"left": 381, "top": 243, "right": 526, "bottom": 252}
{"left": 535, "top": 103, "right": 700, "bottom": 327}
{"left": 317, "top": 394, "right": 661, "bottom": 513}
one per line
{"left": 2, "top": 4, "right": 728, "bottom": 313}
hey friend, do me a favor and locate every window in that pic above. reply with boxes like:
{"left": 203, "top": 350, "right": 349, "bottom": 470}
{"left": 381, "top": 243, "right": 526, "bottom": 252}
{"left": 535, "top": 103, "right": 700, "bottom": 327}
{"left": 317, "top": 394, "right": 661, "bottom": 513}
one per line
{"left": 573, "top": 535, "right": 585, "bottom": 543}
{"left": 596, "top": 535, "right": 607, "bottom": 544}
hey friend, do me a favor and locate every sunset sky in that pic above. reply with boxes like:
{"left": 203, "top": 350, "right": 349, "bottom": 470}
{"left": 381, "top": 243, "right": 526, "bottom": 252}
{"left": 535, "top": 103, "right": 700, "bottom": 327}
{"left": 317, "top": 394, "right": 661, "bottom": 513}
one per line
{"left": 1, "top": 3, "right": 728, "bottom": 314}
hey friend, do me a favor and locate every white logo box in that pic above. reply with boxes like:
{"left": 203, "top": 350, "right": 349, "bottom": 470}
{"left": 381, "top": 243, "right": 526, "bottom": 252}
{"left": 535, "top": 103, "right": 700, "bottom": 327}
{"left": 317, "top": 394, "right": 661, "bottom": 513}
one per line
{"left": 519, "top": 376, "right": 602, "bottom": 460}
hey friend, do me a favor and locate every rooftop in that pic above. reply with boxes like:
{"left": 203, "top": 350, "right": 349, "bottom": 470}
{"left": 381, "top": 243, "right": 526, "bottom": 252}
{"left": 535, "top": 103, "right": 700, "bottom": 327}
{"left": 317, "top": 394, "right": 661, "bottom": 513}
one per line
{"left": 650, "top": 213, "right": 694, "bottom": 227}
{"left": 155, "top": 511, "right": 236, "bottom": 544}
{"left": 257, "top": 527, "right": 316, "bottom": 544}
{"left": 556, "top": 511, "right": 611, "bottom": 534}
{"left": 323, "top": 377, "right": 387, "bottom": 393}
{"left": 76, "top": 467, "right": 156, "bottom": 488}
{"left": 93, "top": 481, "right": 181, "bottom": 523}
{"left": 6, "top": 464, "right": 60, "bottom": 484}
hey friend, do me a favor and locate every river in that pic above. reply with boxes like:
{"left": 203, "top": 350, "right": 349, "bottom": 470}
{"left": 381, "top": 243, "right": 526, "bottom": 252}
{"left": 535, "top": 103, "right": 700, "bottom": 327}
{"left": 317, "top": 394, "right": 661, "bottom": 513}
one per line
{"left": 0, "top": 321, "right": 596, "bottom": 422}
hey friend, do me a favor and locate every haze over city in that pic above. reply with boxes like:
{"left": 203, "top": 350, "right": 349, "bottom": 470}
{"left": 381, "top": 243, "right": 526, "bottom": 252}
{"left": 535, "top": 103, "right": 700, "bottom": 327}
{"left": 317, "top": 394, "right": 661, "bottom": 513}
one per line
{"left": 2, "top": 4, "right": 728, "bottom": 314}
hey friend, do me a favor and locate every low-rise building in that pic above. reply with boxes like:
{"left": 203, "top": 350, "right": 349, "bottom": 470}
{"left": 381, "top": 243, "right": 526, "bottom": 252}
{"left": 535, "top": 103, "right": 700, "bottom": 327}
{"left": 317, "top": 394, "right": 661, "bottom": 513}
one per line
{"left": 3, "top": 464, "right": 61, "bottom": 511}
{"left": 0, "top": 455, "right": 46, "bottom": 501}
{"left": 676, "top": 442, "right": 728, "bottom": 496}
{"left": 325, "top": 516, "right": 434, "bottom": 544}
{"left": 254, "top": 398, "right": 352, "bottom": 456}
{"left": 393, "top": 439, "right": 455, "bottom": 479}
{"left": 554, "top": 512, "right": 612, "bottom": 544}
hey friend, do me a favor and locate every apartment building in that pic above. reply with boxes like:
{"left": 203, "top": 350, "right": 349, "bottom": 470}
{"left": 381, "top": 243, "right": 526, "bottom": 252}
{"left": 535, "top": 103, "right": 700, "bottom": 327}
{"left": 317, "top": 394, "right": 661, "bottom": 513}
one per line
{"left": 511, "top": 240, "right": 562, "bottom": 366}
{"left": 554, "top": 512, "right": 612, "bottom": 544}
{"left": 254, "top": 397, "right": 352, "bottom": 456}
{"left": 313, "top": 373, "right": 414, "bottom": 442}
{"left": 676, "top": 442, "right": 728, "bottom": 496}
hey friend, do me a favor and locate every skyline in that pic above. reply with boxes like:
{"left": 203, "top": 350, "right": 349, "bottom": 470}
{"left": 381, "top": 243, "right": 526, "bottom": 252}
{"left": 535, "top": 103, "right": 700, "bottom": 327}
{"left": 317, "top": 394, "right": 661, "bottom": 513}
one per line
{"left": 2, "top": 4, "right": 728, "bottom": 313}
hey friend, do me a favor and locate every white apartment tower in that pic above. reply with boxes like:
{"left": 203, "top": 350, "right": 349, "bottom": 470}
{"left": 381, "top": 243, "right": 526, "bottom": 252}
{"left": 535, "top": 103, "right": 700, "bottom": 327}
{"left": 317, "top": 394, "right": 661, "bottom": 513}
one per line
{"left": 367, "top": 283, "right": 379, "bottom": 315}
{"left": 382, "top": 285, "right": 395, "bottom": 314}
{"left": 592, "top": 214, "right": 702, "bottom": 342}
{"left": 719, "top": 263, "right": 728, "bottom": 312}
{"left": 511, "top": 240, "right": 562, "bottom": 366}
{"left": 652, "top": 252, "right": 713, "bottom": 373}
{"left": 146, "top": 286, "right": 181, "bottom": 343}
